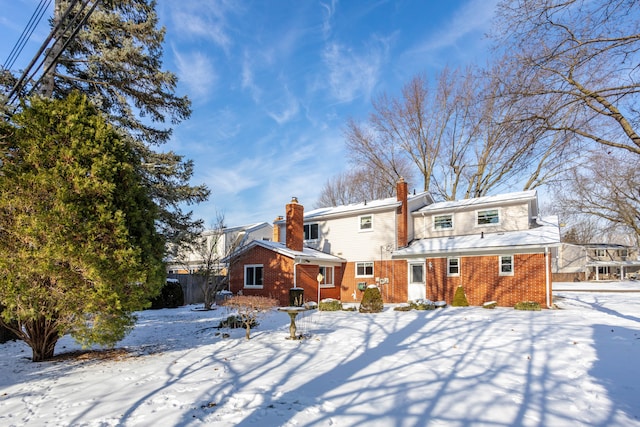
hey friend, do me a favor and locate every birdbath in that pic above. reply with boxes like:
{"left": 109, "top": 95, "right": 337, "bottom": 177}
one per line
{"left": 277, "top": 306, "right": 307, "bottom": 340}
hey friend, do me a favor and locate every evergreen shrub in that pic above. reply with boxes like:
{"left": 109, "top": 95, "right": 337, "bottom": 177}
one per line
{"left": 359, "top": 286, "right": 384, "bottom": 313}
{"left": 150, "top": 281, "right": 185, "bottom": 309}
{"left": 514, "top": 301, "right": 541, "bottom": 311}
{"left": 452, "top": 286, "right": 469, "bottom": 307}
{"left": 319, "top": 299, "right": 342, "bottom": 311}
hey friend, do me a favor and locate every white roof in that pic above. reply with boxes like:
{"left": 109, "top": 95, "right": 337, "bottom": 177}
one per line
{"left": 232, "top": 240, "right": 345, "bottom": 264}
{"left": 417, "top": 190, "right": 538, "bottom": 213}
{"left": 302, "top": 191, "right": 432, "bottom": 221}
{"left": 393, "top": 216, "right": 561, "bottom": 257}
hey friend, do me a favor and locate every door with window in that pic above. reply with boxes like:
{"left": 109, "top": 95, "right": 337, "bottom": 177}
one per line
{"left": 408, "top": 262, "right": 426, "bottom": 301}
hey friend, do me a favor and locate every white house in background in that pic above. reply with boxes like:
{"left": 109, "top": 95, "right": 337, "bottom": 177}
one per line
{"left": 553, "top": 243, "right": 640, "bottom": 281}
{"left": 166, "top": 222, "right": 273, "bottom": 275}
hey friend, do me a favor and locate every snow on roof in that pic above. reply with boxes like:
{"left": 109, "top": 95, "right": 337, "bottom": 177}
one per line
{"left": 302, "top": 191, "right": 432, "bottom": 220}
{"left": 232, "top": 239, "right": 345, "bottom": 264}
{"left": 417, "top": 190, "right": 538, "bottom": 213}
{"left": 393, "top": 216, "right": 560, "bottom": 257}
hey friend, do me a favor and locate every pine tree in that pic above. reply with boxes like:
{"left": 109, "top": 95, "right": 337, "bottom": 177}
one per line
{"left": 40, "top": 0, "right": 209, "bottom": 243}
{"left": 0, "top": 93, "right": 165, "bottom": 361}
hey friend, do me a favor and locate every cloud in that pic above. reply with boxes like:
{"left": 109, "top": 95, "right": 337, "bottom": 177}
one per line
{"left": 320, "top": 0, "right": 337, "bottom": 39}
{"left": 322, "top": 39, "right": 387, "bottom": 103}
{"left": 266, "top": 85, "right": 300, "bottom": 125}
{"left": 241, "top": 51, "right": 262, "bottom": 102}
{"left": 172, "top": 48, "right": 216, "bottom": 101}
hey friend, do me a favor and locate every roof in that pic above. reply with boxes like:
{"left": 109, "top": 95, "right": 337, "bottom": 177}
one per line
{"left": 228, "top": 240, "right": 345, "bottom": 264}
{"left": 416, "top": 190, "right": 538, "bottom": 214}
{"left": 393, "top": 216, "right": 561, "bottom": 258}
{"left": 296, "top": 191, "right": 433, "bottom": 222}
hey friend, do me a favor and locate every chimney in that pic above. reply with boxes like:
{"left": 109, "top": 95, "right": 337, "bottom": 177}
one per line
{"left": 272, "top": 216, "right": 283, "bottom": 242}
{"left": 286, "top": 197, "right": 304, "bottom": 252}
{"left": 396, "top": 177, "right": 408, "bottom": 248}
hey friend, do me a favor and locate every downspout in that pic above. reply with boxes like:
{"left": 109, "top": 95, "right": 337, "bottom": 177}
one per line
{"left": 545, "top": 247, "right": 552, "bottom": 308}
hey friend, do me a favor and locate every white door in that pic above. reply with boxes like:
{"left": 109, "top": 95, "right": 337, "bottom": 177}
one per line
{"left": 408, "top": 262, "right": 426, "bottom": 301}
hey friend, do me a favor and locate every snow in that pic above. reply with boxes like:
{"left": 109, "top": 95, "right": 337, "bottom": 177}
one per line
{"left": 1, "top": 284, "right": 640, "bottom": 426}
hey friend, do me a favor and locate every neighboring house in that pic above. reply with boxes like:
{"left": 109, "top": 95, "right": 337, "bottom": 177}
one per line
{"left": 553, "top": 243, "right": 640, "bottom": 281}
{"left": 229, "top": 179, "right": 561, "bottom": 308}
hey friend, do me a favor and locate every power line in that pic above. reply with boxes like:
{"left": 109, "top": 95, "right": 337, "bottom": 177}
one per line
{"left": 2, "top": 0, "right": 52, "bottom": 71}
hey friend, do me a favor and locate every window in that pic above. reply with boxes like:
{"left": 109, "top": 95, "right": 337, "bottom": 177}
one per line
{"left": 447, "top": 258, "right": 460, "bottom": 276}
{"left": 619, "top": 249, "right": 628, "bottom": 258}
{"left": 244, "top": 264, "right": 263, "bottom": 288}
{"left": 304, "top": 223, "right": 319, "bottom": 240}
{"left": 499, "top": 255, "right": 514, "bottom": 276}
{"left": 356, "top": 262, "right": 374, "bottom": 277}
{"left": 433, "top": 214, "right": 453, "bottom": 230}
{"left": 477, "top": 209, "right": 499, "bottom": 225}
{"left": 409, "top": 263, "right": 424, "bottom": 284}
{"left": 318, "top": 266, "right": 334, "bottom": 287}
{"left": 359, "top": 215, "right": 373, "bottom": 231}
{"left": 594, "top": 249, "right": 606, "bottom": 257}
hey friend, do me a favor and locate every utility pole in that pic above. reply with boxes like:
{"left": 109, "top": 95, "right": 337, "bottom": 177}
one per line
{"left": 40, "top": 0, "right": 64, "bottom": 98}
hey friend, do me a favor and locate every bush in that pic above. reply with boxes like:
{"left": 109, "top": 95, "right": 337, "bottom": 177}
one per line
{"left": 359, "top": 286, "right": 384, "bottom": 313}
{"left": 394, "top": 303, "right": 412, "bottom": 312}
{"left": 149, "top": 280, "right": 184, "bottom": 309}
{"left": 342, "top": 304, "right": 357, "bottom": 312}
{"left": 410, "top": 299, "right": 435, "bottom": 310}
{"left": 218, "top": 315, "right": 257, "bottom": 329}
{"left": 319, "top": 298, "right": 342, "bottom": 311}
{"left": 514, "top": 301, "right": 541, "bottom": 311}
{"left": 222, "top": 295, "right": 278, "bottom": 339}
{"left": 483, "top": 301, "right": 498, "bottom": 309}
{"left": 452, "top": 286, "right": 469, "bottom": 307}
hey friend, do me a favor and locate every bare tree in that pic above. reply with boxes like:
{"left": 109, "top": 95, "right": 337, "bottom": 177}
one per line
{"left": 493, "top": 0, "right": 640, "bottom": 156}
{"left": 555, "top": 149, "right": 640, "bottom": 246}
{"left": 222, "top": 296, "right": 277, "bottom": 340}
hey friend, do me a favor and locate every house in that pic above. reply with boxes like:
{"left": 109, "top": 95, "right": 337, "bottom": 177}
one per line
{"left": 553, "top": 243, "right": 640, "bottom": 281}
{"left": 394, "top": 191, "right": 560, "bottom": 307}
{"left": 229, "top": 179, "right": 561, "bottom": 308}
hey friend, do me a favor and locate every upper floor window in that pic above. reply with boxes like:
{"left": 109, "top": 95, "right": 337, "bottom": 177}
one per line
{"left": 433, "top": 214, "right": 453, "bottom": 230}
{"left": 477, "top": 209, "right": 499, "bottom": 225}
{"left": 409, "top": 263, "right": 424, "bottom": 284}
{"left": 319, "top": 266, "right": 334, "bottom": 287}
{"left": 499, "top": 255, "right": 514, "bottom": 276}
{"left": 356, "top": 261, "right": 374, "bottom": 277}
{"left": 304, "top": 223, "right": 319, "bottom": 240}
{"left": 359, "top": 215, "right": 373, "bottom": 231}
{"left": 447, "top": 257, "right": 460, "bottom": 276}
{"left": 619, "top": 249, "right": 628, "bottom": 258}
{"left": 244, "top": 264, "right": 263, "bottom": 288}
{"left": 594, "top": 249, "right": 606, "bottom": 257}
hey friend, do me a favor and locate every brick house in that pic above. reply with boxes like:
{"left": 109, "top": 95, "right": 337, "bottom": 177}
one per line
{"left": 229, "top": 180, "right": 561, "bottom": 308}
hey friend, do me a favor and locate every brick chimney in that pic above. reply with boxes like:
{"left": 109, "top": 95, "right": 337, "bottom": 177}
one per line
{"left": 272, "top": 216, "right": 283, "bottom": 242}
{"left": 286, "top": 197, "right": 304, "bottom": 251}
{"left": 396, "top": 177, "right": 408, "bottom": 248}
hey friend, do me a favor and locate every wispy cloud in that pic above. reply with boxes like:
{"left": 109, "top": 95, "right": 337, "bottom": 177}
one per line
{"left": 241, "top": 51, "right": 262, "bottom": 103}
{"left": 322, "top": 39, "right": 386, "bottom": 103}
{"left": 172, "top": 48, "right": 216, "bottom": 101}
{"left": 266, "top": 85, "right": 300, "bottom": 125}
{"left": 320, "top": 0, "right": 337, "bottom": 39}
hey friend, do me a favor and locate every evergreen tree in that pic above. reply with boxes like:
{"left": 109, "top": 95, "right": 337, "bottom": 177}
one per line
{"left": 0, "top": 93, "right": 165, "bottom": 361}
{"left": 40, "top": 0, "right": 208, "bottom": 243}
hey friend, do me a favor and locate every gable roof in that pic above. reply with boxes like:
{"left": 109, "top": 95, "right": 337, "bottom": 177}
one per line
{"left": 416, "top": 190, "right": 538, "bottom": 214}
{"left": 299, "top": 191, "right": 433, "bottom": 221}
{"left": 228, "top": 239, "right": 345, "bottom": 264}
{"left": 393, "top": 216, "right": 560, "bottom": 258}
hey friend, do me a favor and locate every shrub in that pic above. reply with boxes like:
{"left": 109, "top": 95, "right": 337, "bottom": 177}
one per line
{"left": 222, "top": 295, "right": 278, "bottom": 339}
{"left": 319, "top": 298, "right": 342, "bottom": 311}
{"left": 452, "top": 286, "right": 469, "bottom": 307}
{"left": 150, "top": 280, "right": 185, "bottom": 309}
{"left": 342, "top": 304, "right": 357, "bottom": 312}
{"left": 394, "top": 303, "right": 412, "bottom": 312}
{"left": 359, "top": 286, "right": 384, "bottom": 313}
{"left": 218, "top": 315, "right": 257, "bottom": 329}
{"left": 410, "top": 299, "right": 435, "bottom": 310}
{"left": 514, "top": 301, "right": 541, "bottom": 311}
{"left": 483, "top": 301, "right": 498, "bottom": 309}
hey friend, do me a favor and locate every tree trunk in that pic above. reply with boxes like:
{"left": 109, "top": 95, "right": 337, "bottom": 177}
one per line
{"left": 23, "top": 316, "right": 60, "bottom": 362}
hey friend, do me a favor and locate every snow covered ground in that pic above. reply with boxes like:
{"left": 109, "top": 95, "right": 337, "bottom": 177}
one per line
{"left": 1, "top": 284, "right": 639, "bottom": 426}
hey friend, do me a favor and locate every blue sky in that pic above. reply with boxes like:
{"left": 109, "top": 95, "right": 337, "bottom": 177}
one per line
{"left": 1, "top": 0, "right": 499, "bottom": 228}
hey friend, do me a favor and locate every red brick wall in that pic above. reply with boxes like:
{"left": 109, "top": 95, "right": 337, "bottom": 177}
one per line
{"left": 229, "top": 245, "right": 343, "bottom": 306}
{"left": 340, "top": 260, "right": 409, "bottom": 304}
{"left": 425, "top": 253, "right": 551, "bottom": 307}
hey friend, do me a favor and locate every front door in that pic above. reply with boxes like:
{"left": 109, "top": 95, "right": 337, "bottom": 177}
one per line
{"left": 408, "top": 262, "right": 426, "bottom": 301}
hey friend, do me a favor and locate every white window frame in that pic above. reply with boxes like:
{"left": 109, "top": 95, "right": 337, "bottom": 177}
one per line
{"left": 318, "top": 266, "right": 335, "bottom": 288}
{"left": 358, "top": 214, "right": 373, "bottom": 232}
{"left": 477, "top": 209, "right": 500, "bottom": 226}
{"left": 355, "top": 261, "right": 374, "bottom": 278}
{"left": 447, "top": 257, "right": 460, "bottom": 277}
{"left": 594, "top": 249, "right": 606, "bottom": 257}
{"left": 499, "top": 255, "right": 514, "bottom": 276}
{"left": 409, "top": 262, "right": 425, "bottom": 284}
{"left": 433, "top": 214, "right": 453, "bottom": 231}
{"left": 244, "top": 264, "right": 264, "bottom": 288}
{"left": 304, "top": 223, "right": 319, "bottom": 241}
